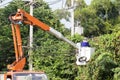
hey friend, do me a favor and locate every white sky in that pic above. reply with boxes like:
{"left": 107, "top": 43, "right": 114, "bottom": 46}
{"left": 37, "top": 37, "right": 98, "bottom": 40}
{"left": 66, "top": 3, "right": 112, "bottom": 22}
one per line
{"left": 45, "top": 0, "right": 92, "bottom": 10}
{"left": 0, "top": 0, "right": 91, "bottom": 9}
{"left": 44, "top": 0, "right": 92, "bottom": 29}
{"left": 0, "top": 0, "right": 92, "bottom": 28}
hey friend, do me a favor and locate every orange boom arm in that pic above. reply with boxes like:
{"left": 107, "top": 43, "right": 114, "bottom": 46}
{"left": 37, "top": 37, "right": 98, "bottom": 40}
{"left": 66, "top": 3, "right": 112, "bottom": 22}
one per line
{"left": 8, "top": 9, "right": 78, "bottom": 71}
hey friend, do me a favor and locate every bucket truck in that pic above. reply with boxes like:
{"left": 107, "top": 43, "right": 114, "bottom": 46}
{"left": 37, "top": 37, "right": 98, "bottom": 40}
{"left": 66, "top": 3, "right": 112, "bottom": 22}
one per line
{"left": 0, "top": 9, "right": 94, "bottom": 80}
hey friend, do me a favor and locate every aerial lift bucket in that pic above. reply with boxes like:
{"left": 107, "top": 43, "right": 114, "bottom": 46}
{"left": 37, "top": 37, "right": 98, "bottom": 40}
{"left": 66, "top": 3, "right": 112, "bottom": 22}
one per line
{"left": 76, "top": 43, "right": 95, "bottom": 65}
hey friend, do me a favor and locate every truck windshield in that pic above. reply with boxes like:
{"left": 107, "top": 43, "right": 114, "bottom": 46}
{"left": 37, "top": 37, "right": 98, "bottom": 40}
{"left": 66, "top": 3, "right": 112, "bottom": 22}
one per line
{"left": 13, "top": 73, "right": 48, "bottom": 80}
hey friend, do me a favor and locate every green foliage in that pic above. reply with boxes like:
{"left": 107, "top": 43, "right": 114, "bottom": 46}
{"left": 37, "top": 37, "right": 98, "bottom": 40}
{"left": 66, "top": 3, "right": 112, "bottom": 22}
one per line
{"left": 32, "top": 40, "right": 77, "bottom": 80}
{"left": 74, "top": 0, "right": 120, "bottom": 36}
{"left": 87, "top": 31, "right": 120, "bottom": 80}
{"left": 0, "top": 0, "right": 27, "bottom": 70}
{"left": 0, "top": 25, "right": 14, "bottom": 71}
{"left": 0, "top": 0, "right": 120, "bottom": 80}
{"left": 112, "top": 67, "right": 120, "bottom": 80}
{"left": 0, "top": 0, "right": 59, "bottom": 71}
{"left": 71, "top": 34, "right": 84, "bottom": 43}
{"left": 54, "top": 9, "right": 70, "bottom": 21}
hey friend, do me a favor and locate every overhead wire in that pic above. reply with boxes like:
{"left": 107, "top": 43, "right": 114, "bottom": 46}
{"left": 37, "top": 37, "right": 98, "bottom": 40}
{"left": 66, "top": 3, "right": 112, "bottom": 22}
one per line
{"left": 0, "top": 0, "right": 12, "bottom": 8}
{"left": 0, "top": 0, "right": 63, "bottom": 8}
{"left": 46, "top": 0, "right": 62, "bottom": 5}
{"left": 0, "top": 0, "right": 5, "bottom": 3}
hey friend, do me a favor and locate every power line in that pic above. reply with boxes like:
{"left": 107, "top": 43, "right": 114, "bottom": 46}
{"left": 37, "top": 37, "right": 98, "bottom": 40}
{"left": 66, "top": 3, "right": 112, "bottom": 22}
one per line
{"left": 0, "top": 0, "right": 5, "bottom": 3}
{"left": 0, "top": 0, "right": 62, "bottom": 8}
{"left": 0, "top": 0, "right": 12, "bottom": 8}
{"left": 46, "top": 0, "right": 62, "bottom": 5}
{"left": 0, "top": 0, "right": 30, "bottom": 8}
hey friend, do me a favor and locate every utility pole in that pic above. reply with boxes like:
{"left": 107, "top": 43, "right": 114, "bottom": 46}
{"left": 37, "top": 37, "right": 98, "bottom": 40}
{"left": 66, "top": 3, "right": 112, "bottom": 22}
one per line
{"left": 71, "top": 0, "right": 74, "bottom": 36}
{"left": 28, "top": 0, "right": 33, "bottom": 71}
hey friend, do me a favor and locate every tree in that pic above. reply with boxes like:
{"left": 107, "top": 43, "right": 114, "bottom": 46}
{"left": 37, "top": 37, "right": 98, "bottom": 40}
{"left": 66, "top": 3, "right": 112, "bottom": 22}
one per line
{"left": 0, "top": 0, "right": 28, "bottom": 71}
{"left": 86, "top": 31, "right": 120, "bottom": 80}
{"left": 74, "top": 0, "right": 120, "bottom": 37}
{"left": 0, "top": 0, "right": 79, "bottom": 80}
{"left": 1, "top": 0, "right": 120, "bottom": 80}
{"left": 0, "top": 0, "right": 62, "bottom": 71}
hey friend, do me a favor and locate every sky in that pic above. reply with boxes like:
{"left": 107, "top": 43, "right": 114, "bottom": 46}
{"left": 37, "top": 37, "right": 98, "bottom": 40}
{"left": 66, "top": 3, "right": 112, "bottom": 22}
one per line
{"left": 0, "top": 0, "right": 92, "bottom": 28}
{"left": 44, "top": 0, "right": 92, "bottom": 29}
{"left": 0, "top": 0, "right": 92, "bottom": 10}
{"left": 0, "top": 0, "right": 12, "bottom": 8}
{"left": 45, "top": 0, "right": 92, "bottom": 10}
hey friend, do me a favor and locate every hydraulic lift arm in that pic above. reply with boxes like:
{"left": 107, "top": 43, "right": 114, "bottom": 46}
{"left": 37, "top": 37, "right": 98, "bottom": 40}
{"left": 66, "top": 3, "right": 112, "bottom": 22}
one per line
{"left": 8, "top": 9, "right": 78, "bottom": 71}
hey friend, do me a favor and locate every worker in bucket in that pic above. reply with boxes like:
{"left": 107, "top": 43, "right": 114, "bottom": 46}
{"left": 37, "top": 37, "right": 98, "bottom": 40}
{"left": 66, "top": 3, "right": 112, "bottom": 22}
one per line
{"left": 81, "top": 37, "right": 90, "bottom": 47}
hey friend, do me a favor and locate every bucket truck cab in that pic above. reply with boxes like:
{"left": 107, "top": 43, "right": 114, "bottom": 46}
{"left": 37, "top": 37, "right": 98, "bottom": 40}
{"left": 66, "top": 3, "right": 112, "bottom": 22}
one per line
{"left": 0, "top": 71, "right": 48, "bottom": 80}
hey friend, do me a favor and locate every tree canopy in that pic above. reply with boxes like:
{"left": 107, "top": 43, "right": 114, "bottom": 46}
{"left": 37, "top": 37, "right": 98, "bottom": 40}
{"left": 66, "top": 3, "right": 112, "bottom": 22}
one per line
{"left": 0, "top": 0, "right": 120, "bottom": 80}
{"left": 74, "top": 0, "right": 120, "bottom": 37}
